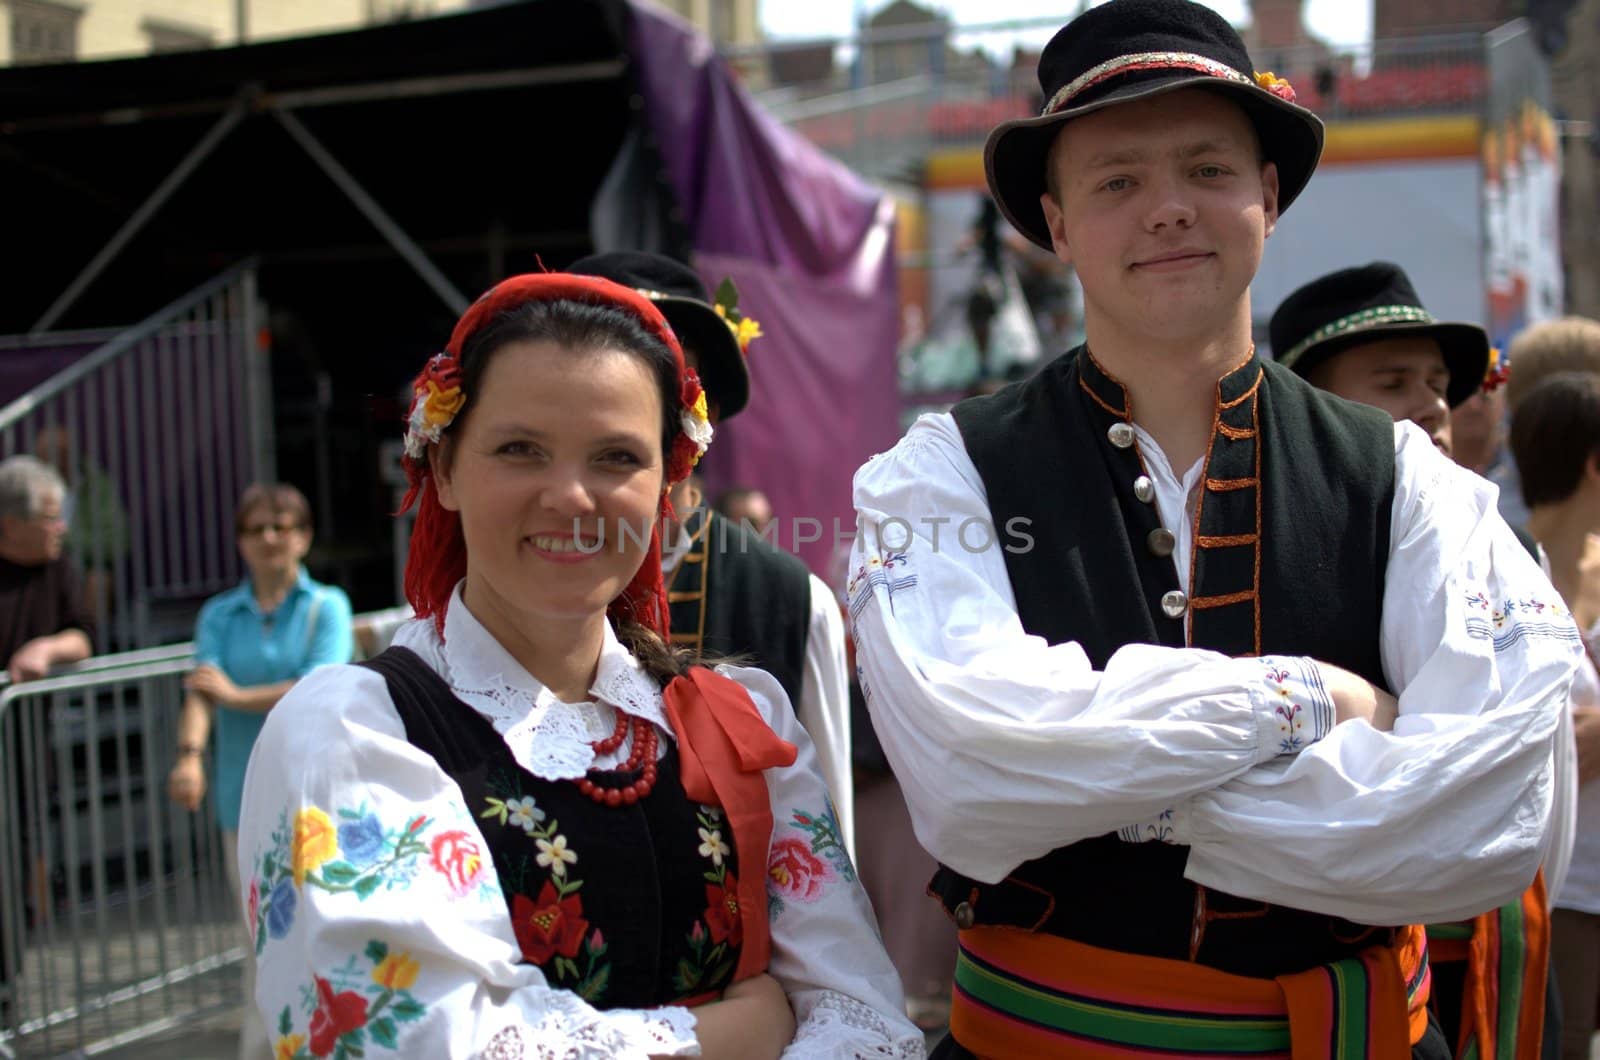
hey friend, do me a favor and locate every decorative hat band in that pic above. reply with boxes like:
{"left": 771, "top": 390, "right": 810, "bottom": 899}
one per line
{"left": 1043, "top": 51, "right": 1297, "bottom": 117}
{"left": 1277, "top": 305, "right": 1436, "bottom": 368}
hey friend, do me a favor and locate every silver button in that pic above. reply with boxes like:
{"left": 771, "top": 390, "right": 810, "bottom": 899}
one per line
{"left": 953, "top": 901, "right": 975, "bottom": 930}
{"left": 1161, "top": 590, "right": 1189, "bottom": 618}
{"left": 1107, "top": 422, "right": 1135, "bottom": 449}
{"left": 1147, "top": 528, "right": 1176, "bottom": 557}
{"left": 1133, "top": 475, "right": 1155, "bottom": 503}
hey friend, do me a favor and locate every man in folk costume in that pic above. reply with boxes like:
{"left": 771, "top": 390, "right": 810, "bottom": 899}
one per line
{"left": 847, "top": 1, "right": 1581, "bottom": 1057}
{"left": 1272, "top": 262, "right": 1576, "bottom": 1060}
{"left": 570, "top": 252, "right": 855, "bottom": 853}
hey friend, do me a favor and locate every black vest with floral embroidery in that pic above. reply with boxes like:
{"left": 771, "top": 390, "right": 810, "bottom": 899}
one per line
{"left": 360, "top": 647, "right": 742, "bottom": 1008}
{"left": 942, "top": 347, "right": 1396, "bottom": 978}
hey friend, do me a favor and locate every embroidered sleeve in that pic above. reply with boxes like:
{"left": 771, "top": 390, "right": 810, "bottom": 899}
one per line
{"left": 719, "top": 664, "right": 926, "bottom": 1058}
{"left": 1176, "top": 424, "right": 1581, "bottom": 924}
{"left": 237, "top": 664, "right": 700, "bottom": 1060}
{"left": 849, "top": 415, "right": 1335, "bottom": 883}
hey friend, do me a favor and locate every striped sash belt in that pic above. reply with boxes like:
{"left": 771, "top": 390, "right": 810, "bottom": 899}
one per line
{"left": 1424, "top": 872, "right": 1549, "bottom": 1060}
{"left": 950, "top": 923, "right": 1431, "bottom": 1059}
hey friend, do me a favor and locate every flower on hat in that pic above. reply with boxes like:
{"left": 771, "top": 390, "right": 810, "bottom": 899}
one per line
{"left": 1254, "top": 71, "right": 1296, "bottom": 103}
{"left": 1482, "top": 346, "right": 1510, "bottom": 393}
{"left": 711, "top": 278, "right": 763, "bottom": 355}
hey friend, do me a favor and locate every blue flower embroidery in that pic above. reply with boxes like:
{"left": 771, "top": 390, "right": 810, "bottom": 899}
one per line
{"left": 267, "top": 879, "right": 297, "bottom": 939}
{"left": 338, "top": 813, "right": 386, "bottom": 865}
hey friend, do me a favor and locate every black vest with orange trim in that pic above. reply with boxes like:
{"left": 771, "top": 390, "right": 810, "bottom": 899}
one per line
{"left": 667, "top": 508, "right": 810, "bottom": 710}
{"left": 942, "top": 347, "right": 1397, "bottom": 978}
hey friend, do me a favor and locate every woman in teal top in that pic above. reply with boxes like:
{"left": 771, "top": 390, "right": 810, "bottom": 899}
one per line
{"left": 166, "top": 481, "right": 351, "bottom": 1060}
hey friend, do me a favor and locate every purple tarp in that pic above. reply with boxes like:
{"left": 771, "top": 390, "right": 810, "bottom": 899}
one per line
{"left": 628, "top": 2, "right": 901, "bottom": 579}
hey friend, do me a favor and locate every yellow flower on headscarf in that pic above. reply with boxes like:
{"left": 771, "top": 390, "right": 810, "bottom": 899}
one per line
{"left": 275, "top": 1033, "right": 305, "bottom": 1060}
{"left": 372, "top": 951, "right": 421, "bottom": 991}
{"left": 691, "top": 391, "right": 709, "bottom": 424}
{"left": 422, "top": 380, "right": 465, "bottom": 428}
{"left": 291, "top": 807, "right": 338, "bottom": 886}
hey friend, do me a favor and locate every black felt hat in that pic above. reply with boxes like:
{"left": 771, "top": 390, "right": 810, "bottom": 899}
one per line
{"left": 568, "top": 251, "right": 750, "bottom": 419}
{"left": 1269, "top": 262, "right": 1491, "bottom": 409}
{"left": 985, "top": 0, "right": 1324, "bottom": 249}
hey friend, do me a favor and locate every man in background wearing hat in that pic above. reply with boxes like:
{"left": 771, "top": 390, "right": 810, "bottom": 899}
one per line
{"left": 848, "top": 0, "right": 1578, "bottom": 1056}
{"left": 1275, "top": 261, "right": 1574, "bottom": 1060}
{"left": 569, "top": 251, "right": 854, "bottom": 855}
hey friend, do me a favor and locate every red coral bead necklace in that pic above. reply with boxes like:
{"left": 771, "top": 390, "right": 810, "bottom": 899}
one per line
{"left": 577, "top": 710, "right": 658, "bottom": 807}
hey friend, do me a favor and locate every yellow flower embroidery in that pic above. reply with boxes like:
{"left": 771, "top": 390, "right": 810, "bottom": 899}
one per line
{"left": 292, "top": 807, "right": 338, "bottom": 886}
{"left": 372, "top": 950, "right": 421, "bottom": 991}
{"left": 422, "top": 380, "right": 465, "bottom": 428}
{"left": 275, "top": 1033, "right": 305, "bottom": 1060}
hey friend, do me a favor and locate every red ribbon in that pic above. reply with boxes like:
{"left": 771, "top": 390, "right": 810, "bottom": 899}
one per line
{"left": 662, "top": 666, "right": 798, "bottom": 982}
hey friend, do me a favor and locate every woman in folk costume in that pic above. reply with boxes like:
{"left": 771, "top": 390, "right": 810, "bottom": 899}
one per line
{"left": 848, "top": 0, "right": 1580, "bottom": 1057}
{"left": 235, "top": 274, "right": 922, "bottom": 1059}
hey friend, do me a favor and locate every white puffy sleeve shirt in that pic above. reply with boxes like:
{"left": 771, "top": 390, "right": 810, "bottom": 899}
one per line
{"left": 236, "top": 590, "right": 922, "bottom": 1060}
{"left": 849, "top": 413, "right": 1579, "bottom": 926}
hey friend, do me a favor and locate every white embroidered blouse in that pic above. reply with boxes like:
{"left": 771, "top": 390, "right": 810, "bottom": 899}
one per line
{"left": 850, "top": 413, "right": 1581, "bottom": 927}
{"left": 236, "top": 587, "right": 924, "bottom": 1059}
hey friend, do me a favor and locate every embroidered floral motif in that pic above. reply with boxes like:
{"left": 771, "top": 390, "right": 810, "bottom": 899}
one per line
{"left": 535, "top": 833, "right": 578, "bottom": 878}
{"left": 1117, "top": 808, "right": 1178, "bottom": 845}
{"left": 698, "top": 826, "right": 731, "bottom": 866}
{"left": 672, "top": 805, "right": 741, "bottom": 999}
{"left": 1464, "top": 591, "right": 1581, "bottom": 651}
{"left": 702, "top": 874, "right": 742, "bottom": 948}
{"left": 483, "top": 782, "right": 615, "bottom": 1003}
{"left": 292, "top": 808, "right": 339, "bottom": 885}
{"left": 271, "top": 940, "right": 428, "bottom": 1058}
{"left": 790, "top": 806, "right": 856, "bottom": 882}
{"left": 481, "top": 794, "right": 547, "bottom": 835}
{"left": 512, "top": 882, "right": 611, "bottom": 1002}
{"left": 768, "top": 804, "right": 854, "bottom": 920}
{"left": 430, "top": 830, "right": 488, "bottom": 897}
{"left": 768, "top": 837, "right": 833, "bottom": 910}
{"left": 513, "top": 880, "right": 591, "bottom": 964}
{"left": 1264, "top": 661, "right": 1311, "bottom": 752}
{"left": 253, "top": 807, "right": 438, "bottom": 953}
{"left": 848, "top": 551, "right": 919, "bottom": 620}
{"left": 1255, "top": 655, "right": 1333, "bottom": 755}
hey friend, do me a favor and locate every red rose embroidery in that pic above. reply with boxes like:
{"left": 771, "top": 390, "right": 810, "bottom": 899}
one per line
{"left": 512, "top": 881, "right": 590, "bottom": 965}
{"left": 246, "top": 878, "right": 260, "bottom": 945}
{"left": 308, "top": 975, "right": 369, "bottom": 1057}
{"left": 429, "top": 829, "right": 485, "bottom": 897}
{"left": 767, "top": 837, "right": 832, "bottom": 902}
{"left": 703, "top": 871, "right": 743, "bottom": 947}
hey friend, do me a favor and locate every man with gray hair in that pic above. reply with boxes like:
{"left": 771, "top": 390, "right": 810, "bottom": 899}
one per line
{"left": 0, "top": 454, "right": 93, "bottom": 683}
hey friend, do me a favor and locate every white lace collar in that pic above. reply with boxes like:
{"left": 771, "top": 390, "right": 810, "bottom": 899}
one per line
{"left": 391, "top": 585, "right": 672, "bottom": 780}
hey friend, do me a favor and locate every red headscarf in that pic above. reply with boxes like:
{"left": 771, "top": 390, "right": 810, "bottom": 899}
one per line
{"left": 398, "top": 273, "right": 710, "bottom": 638}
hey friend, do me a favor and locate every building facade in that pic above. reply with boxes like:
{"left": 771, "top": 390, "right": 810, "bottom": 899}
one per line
{"left": 1, "top": 0, "right": 760, "bottom": 65}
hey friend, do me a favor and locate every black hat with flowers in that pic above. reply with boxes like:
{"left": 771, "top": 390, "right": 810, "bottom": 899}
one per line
{"left": 569, "top": 251, "right": 755, "bottom": 419}
{"left": 1269, "top": 262, "right": 1492, "bottom": 409}
{"left": 985, "top": 0, "right": 1325, "bottom": 249}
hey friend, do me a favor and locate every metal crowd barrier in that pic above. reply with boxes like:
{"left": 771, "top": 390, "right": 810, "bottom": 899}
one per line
{"left": 0, "top": 648, "right": 237, "bottom": 1058}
